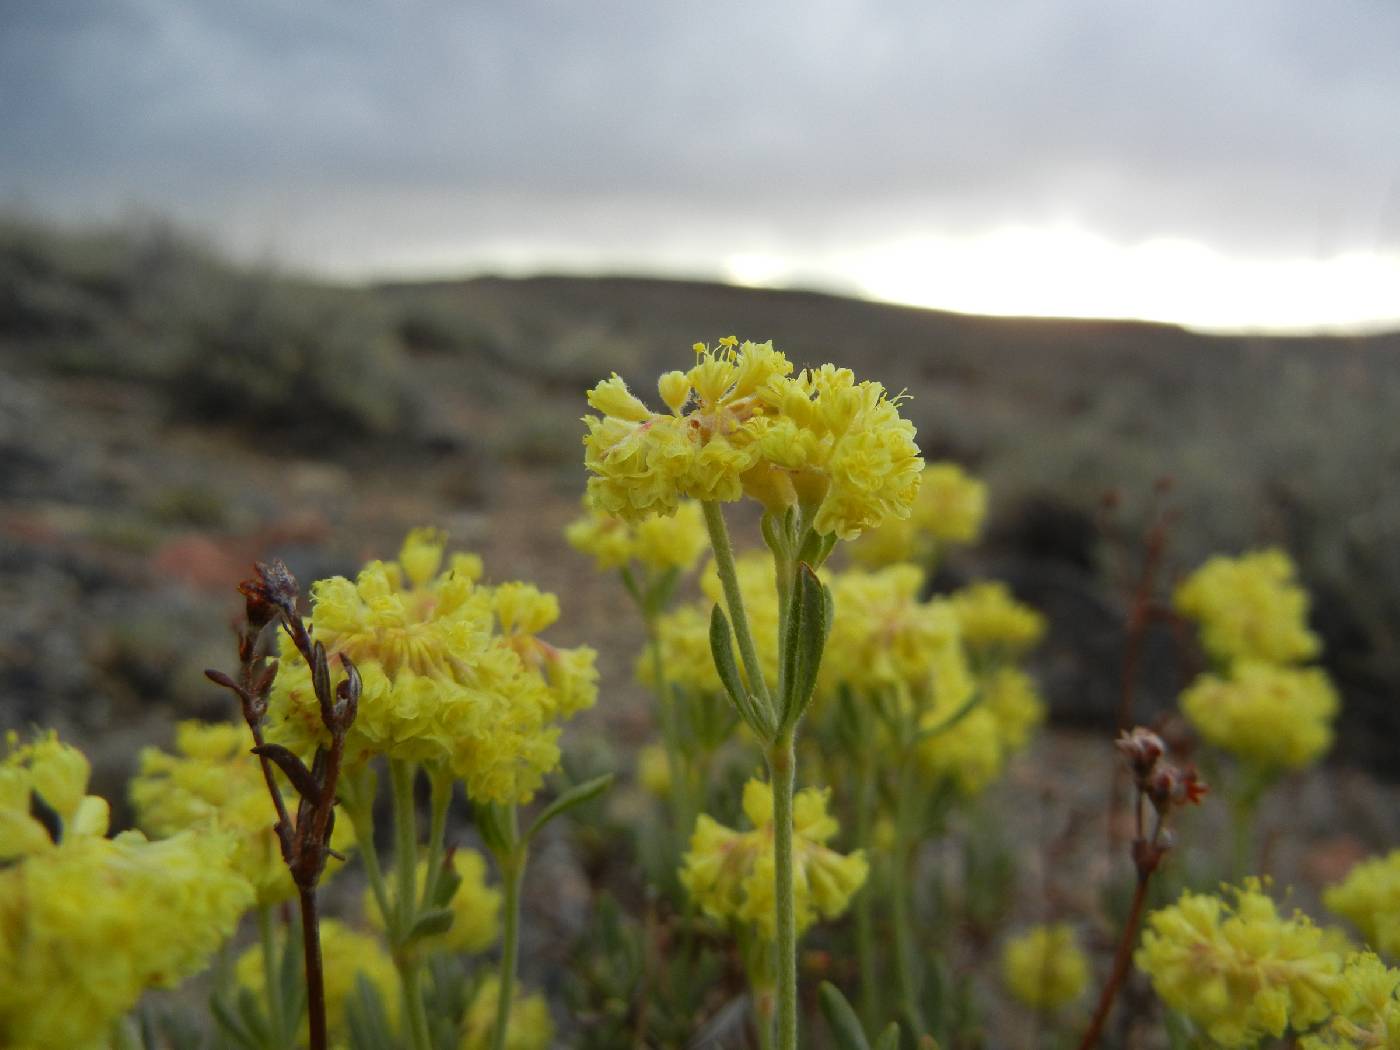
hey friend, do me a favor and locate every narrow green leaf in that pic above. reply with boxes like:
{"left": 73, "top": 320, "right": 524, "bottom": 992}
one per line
{"left": 873, "top": 1023, "right": 903, "bottom": 1050}
{"left": 209, "top": 993, "right": 260, "bottom": 1050}
{"left": 526, "top": 773, "right": 615, "bottom": 842}
{"left": 914, "top": 686, "right": 983, "bottom": 742}
{"left": 234, "top": 987, "right": 273, "bottom": 1047}
{"left": 786, "top": 563, "right": 829, "bottom": 727}
{"left": 278, "top": 921, "right": 305, "bottom": 1044}
{"left": 432, "top": 862, "right": 464, "bottom": 908}
{"left": 406, "top": 907, "right": 457, "bottom": 942}
{"left": 818, "top": 982, "right": 872, "bottom": 1050}
{"left": 345, "top": 973, "right": 396, "bottom": 1050}
{"left": 708, "top": 603, "right": 748, "bottom": 710}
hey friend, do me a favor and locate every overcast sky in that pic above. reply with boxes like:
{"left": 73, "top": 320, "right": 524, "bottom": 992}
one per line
{"left": 4, "top": 0, "right": 1399, "bottom": 331}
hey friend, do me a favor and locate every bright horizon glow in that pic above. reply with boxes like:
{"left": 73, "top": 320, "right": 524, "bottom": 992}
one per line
{"left": 226, "top": 211, "right": 1400, "bottom": 337}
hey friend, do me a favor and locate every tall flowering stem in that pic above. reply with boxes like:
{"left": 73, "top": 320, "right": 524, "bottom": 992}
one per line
{"left": 1077, "top": 728, "right": 1206, "bottom": 1050}
{"left": 206, "top": 561, "right": 360, "bottom": 1050}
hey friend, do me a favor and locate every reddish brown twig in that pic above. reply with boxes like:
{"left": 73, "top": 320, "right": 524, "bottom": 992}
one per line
{"left": 207, "top": 560, "right": 359, "bottom": 1050}
{"left": 1078, "top": 729, "right": 1207, "bottom": 1050}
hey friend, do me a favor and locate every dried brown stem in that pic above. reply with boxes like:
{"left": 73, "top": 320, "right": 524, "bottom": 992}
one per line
{"left": 208, "top": 561, "right": 359, "bottom": 1050}
{"left": 1076, "top": 870, "right": 1153, "bottom": 1050}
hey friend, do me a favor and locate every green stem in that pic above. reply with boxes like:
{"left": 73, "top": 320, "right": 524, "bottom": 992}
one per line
{"left": 491, "top": 810, "right": 525, "bottom": 1050}
{"left": 420, "top": 772, "right": 453, "bottom": 912}
{"left": 646, "top": 620, "right": 694, "bottom": 844}
{"left": 890, "top": 761, "right": 928, "bottom": 1039}
{"left": 345, "top": 792, "right": 393, "bottom": 932}
{"left": 400, "top": 960, "right": 433, "bottom": 1050}
{"left": 702, "top": 501, "right": 773, "bottom": 708}
{"left": 258, "top": 904, "right": 286, "bottom": 1046}
{"left": 390, "top": 759, "right": 420, "bottom": 934}
{"left": 388, "top": 759, "right": 432, "bottom": 1050}
{"left": 854, "top": 760, "right": 881, "bottom": 1029}
{"left": 767, "top": 732, "right": 799, "bottom": 1050}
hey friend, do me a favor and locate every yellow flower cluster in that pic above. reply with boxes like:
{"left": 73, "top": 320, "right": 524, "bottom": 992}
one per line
{"left": 1135, "top": 879, "right": 1348, "bottom": 1048}
{"left": 460, "top": 976, "right": 554, "bottom": 1050}
{"left": 947, "top": 581, "right": 1047, "bottom": 661}
{"left": 1300, "top": 952, "right": 1400, "bottom": 1050}
{"left": 850, "top": 462, "right": 988, "bottom": 567}
{"left": 681, "top": 778, "right": 868, "bottom": 937}
{"left": 1001, "top": 923, "right": 1090, "bottom": 1010}
{"left": 0, "top": 827, "right": 252, "bottom": 1047}
{"left": 268, "top": 528, "right": 597, "bottom": 803}
{"left": 583, "top": 339, "right": 923, "bottom": 539}
{"left": 636, "top": 742, "right": 672, "bottom": 798}
{"left": 1175, "top": 549, "right": 1321, "bottom": 666}
{"left": 565, "top": 498, "right": 709, "bottom": 573}
{"left": 131, "top": 720, "right": 354, "bottom": 904}
{"left": 1325, "top": 850, "right": 1400, "bottom": 958}
{"left": 820, "top": 564, "right": 973, "bottom": 709}
{"left": 0, "top": 729, "right": 110, "bottom": 861}
{"left": 236, "top": 918, "right": 399, "bottom": 1049}
{"left": 365, "top": 849, "right": 502, "bottom": 957}
{"left": 1179, "top": 662, "right": 1338, "bottom": 772}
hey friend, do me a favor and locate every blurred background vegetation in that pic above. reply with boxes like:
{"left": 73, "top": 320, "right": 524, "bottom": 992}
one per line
{"left": 3, "top": 214, "right": 1400, "bottom": 799}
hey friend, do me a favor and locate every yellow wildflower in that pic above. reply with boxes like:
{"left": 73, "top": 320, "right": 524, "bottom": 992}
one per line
{"left": 1325, "top": 851, "right": 1400, "bottom": 958}
{"left": 637, "top": 743, "right": 672, "bottom": 798}
{"left": 460, "top": 976, "right": 554, "bottom": 1050}
{"left": 820, "top": 565, "right": 973, "bottom": 711}
{"left": 565, "top": 498, "right": 709, "bottom": 573}
{"left": 583, "top": 340, "right": 922, "bottom": 540}
{"left": 917, "top": 703, "right": 1006, "bottom": 796}
{"left": 236, "top": 918, "right": 399, "bottom": 1049}
{"left": 131, "top": 720, "right": 354, "bottom": 905}
{"left": 1300, "top": 952, "right": 1400, "bottom": 1049}
{"left": 365, "top": 850, "right": 501, "bottom": 957}
{"left": 850, "top": 461, "right": 988, "bottom": 567}
{"left": 0, "top": 829, "right": 252, "bottom": 1049}
{"left": 267, "top": 529, "right": 595, "bottom": 803}
{"left": 0, "top": 729, "right": 109, "bottom": 861}
{"left": 948, "top": 581, "right": 1046, "bottom": 660}
{"left": 1135, "top": 878, "right": 1348, "bottom": 1048}
{"left": 1175, "top": 549, "right": 1320, "bottom": 666}
{"left": 1002, "top": 924, "right": 1090, "bottom": 1009}
{"left": 1180, "top": 662, "right": 1338, "bottom": 772}
{"left": 680, "top": 778, "right": 868, "bottom": 937}
{"left": 981, "top": 666, "right": 1047, "bottom": 753}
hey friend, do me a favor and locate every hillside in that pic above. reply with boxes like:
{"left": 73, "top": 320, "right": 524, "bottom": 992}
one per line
{"left": 3, "top": 218, "right": 1400, "bottom": 797}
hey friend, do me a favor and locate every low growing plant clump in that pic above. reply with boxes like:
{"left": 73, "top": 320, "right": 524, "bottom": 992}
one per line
{"left": 2, "top": 336, "right": 1393, "bottom": 1050}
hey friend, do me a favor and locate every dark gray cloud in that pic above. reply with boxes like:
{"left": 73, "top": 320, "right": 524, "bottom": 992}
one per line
{"left": 3, "top": 0, "right": 1398, "bottom": 276}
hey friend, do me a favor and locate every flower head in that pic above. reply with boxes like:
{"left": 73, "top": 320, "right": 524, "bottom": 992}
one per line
{"left": 267, "top": 529, "right": 596, "bottom": 803}
{"left": 565, "top": 498, "right": 709, "bottom": 573}
{"left": 1175, "top": 549, "right": 1320, "bottom": 666}
{"left": 0, "top": 729, "right": 109, "bottom": 861}
{"left": 1325, "top": 850, "right": 1400, "bottom": 959}
{"left": 850, "top": 461, "right": 988, "bottom": 567}
{"left": 0, "top": 827, "right": 252, "bottom": 1048}
{"left": 1002, "top": 924, "right": 1090, "bottom": 1010}
{"left": 681, "top": 778, "right": 868, "bottom": 937}
{"left": 947, "top": 582, "right": 1046, "bottom": 662}
{"left": 1180, "top": 661, "right": 1338, "bottom": 772}
{"left": 1300, "top": 952, "right": 1400, "bottom": 1050}
{"left": 1135, "top": 878, "right": 1348, "bottom": 1047}
{"left": 583, "top": 339, "right": 922, "bottom": 540}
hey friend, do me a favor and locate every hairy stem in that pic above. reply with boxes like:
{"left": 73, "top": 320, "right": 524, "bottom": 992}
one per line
{"left": 768, "top": 733, "right": 798, "bottom": 1050}
{"left": 388, "top": 759, "right": 431, "bottom": 1050}
{"left": 491, "top": 813, "right": 524, "bottom": 1050}
{"left": 420, "top": 772, "right": 453, "bottom": 913}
